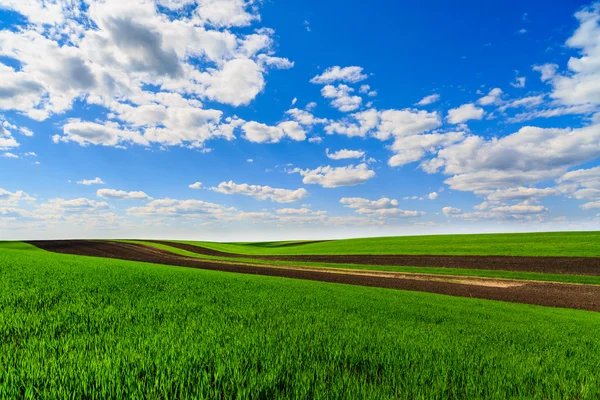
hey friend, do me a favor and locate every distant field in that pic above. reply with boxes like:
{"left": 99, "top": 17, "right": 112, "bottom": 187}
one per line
{"left": 2, "top": 242, "right": 600, "bottom": 398}
{"left": 125, "top": 240, "right": 600, "bottom": 286}
{"left": 179, "top": 231, "right": 600, "bottom": 257}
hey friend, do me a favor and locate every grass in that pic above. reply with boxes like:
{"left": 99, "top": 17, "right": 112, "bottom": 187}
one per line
{"left": 173, "top": 231, "right": 600, "bottom": 257}
{"left": 123, "top": 240, "right": 600, "bottom": 286}
{"left": 1, "top": 242, "right": 600, "bottom": 398}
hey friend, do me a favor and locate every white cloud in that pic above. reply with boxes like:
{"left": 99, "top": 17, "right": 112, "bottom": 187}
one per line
{"left": 37, "top": 198, "right": 111, "bottom": 216}
{"left": 536, "top": 5, "right": 600, "bottom": 106}
{"left": 97, "top": 189, "right": 151, "bottom": 200}
{"left": 0, "top": 0, "right": 297, "bottom": 152}
{"left": 341, "top": 197, "right": 424, "bottom": 218}
{"left": 581, "top": 201, "right": 600, "bottom": 210}
{"left": 443, "top": 202, "right": 548, "bottom": 220}
{"left": 310, "top": 66, "right": 367, "bottom": 84}
{"left": 340, "top": 197, "right": 398, "bottom": 210}
{"left": 242, "top": 121, "right": 306, "bottom": 143}
{"left": 424, "top": 124, "right": 600, "bottom": 192}
{"left": 127, "top": 198, "right": 234, "bottom": 219}
{"left": 559, "top": 166, "right": 600, "bottom": 190}
{"left": 428, "top": 191, "right": 439, "bottom": 200}
{"left": 498, "top": 95, "right": 545, "bottom": 112}
{"left": 511, "top": 77, "right": 526, "bottom": 88}
{"left": 77, "top": 177, "right": 105, "bottom": 185}
{"left": 291, "top": 163, "right": 375, "bottom": 188}
{"left": 326, "top": 148, "right": 365, "bottom": 160}
{"left": 442, "top": 206, "right": 462, "bottom": 216}
{"left": 2, "top": 152, "right": 19, "bottom": 158}
{"left": 211, "top": 181, "right": 309, "bottom": 203}
{"left": 388, "top": 131, "right": 464, "bottom": 167}
{"left": 485, "top": 187, "right": 561, "bottom": 202}
{"left": 447, "top": 103, "right": 485, "bottom": 124}
{"left": 0, "top": 188, "right": 35, "bottom": 205}
{"left": 276, "top": 207, "right": 326, "bottom": 216}
{"left": 0, "top": 135, "right": 19, "bottom": 150}
{"left": 54, "top": 120, "right": 148, "bottom": 147}
{"left": 416, "top": 94, "right": 440, "bottom": 106}
{"left": 194, "top": 0, "right": 259, "bottom": 28}
{"left": 376, "top": 109, "right": 442, "bottom": 139}
{"left": 533, "top": 64, "right": 558, "bottom": 82}
{"left": 321, "top": 84, "right": 362, "bottom": 112}
{"left": 478, "top": 88, "right": 503, "bottom": 106}
{"left": 189, "top": 182, "right": 203, "bottom": 189}
{"left": 200, "top": 59, "right": 266, "bottom": 106}
{"left": 325, "top": 107, "right": 446, "bottom": 166}
{"left": 286, "top": 108, "right": 328, "bottom": 126}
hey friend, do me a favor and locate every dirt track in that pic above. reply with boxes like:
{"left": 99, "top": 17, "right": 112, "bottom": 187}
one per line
{"left": 26, "top": 240, "right": 600, "bottom": 312}
{"left": 151, "top": 240, "right": 600, "bottom": 276}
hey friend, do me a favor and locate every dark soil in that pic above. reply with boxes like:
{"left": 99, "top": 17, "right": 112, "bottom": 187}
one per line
{"left": 151, "top": 240, "right": 600, "bottom": 276}
{"left": 27, "top": 240, "right": 600, "bottom": 312}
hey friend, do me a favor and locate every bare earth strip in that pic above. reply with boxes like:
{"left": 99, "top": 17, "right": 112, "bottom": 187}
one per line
{"left": 26, "top": 240, "right": 600, "bottom": 312}
{"left": 152, "top": 240, "right": 600, "bottom": 276}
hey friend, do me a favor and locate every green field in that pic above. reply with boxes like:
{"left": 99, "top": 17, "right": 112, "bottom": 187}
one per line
{"left": 2, "top": 242, "right": 600, "bottom": 398}
{"left": 177, "top": 231, "right": 600, "bottom": 257}
{"left": 124, "top": 240, "right": 600, "bottom": 286}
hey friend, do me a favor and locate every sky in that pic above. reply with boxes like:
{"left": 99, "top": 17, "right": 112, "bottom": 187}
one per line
{"left": 1, "top": 0, "right": 600, "bottom": 241}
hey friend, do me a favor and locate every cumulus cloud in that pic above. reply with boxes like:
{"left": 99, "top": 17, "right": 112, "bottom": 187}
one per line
{"left": 285, "top": 108, "right": 328, "bottom": 126}
{"left": 37, "top": 198, "right": 111, "bottom": 216}
{"left": 423, "top": 124, "right": 600, "bottom": 192}
{"left": 211, "top": 181, "right": 309, "bottom": 203}
{"left": 498, "top": 95, "right": 545, "bottom": 112}
{"left": 310, "top": 66, "right": 367, "bottom": 84}
{"left": 326, "top": 148, "right": 365, "bottom": 160}
{"left": 416, "top": 94, "right": 440, "bottom": 106}
{"left": 428, "top": 191, "right": 439, "bottom": 200}
{"left": 485, "top": 187, "right": 561, "bottom": 202}
{"left": 97, "top": 189, "right": 151, "bottom": 200}
{"left": 511, "top": 76, "right": 526, "bottom": 88}
{"left": 77, "top": 177, "right": 105, "bottom": 185}
{"left": 53, "top": 120, "right": 148, "bottom": 147}
{"left": 340, "top": 197, "right": 424, "bottom": 218}
{"left": 189, "top": 182, "right": 203, "bottom": 189}
{"left": 446, "top": 103, "right": 485, "bottom": 124}
{"left": 0, "top": 0, "right": 295, "bottom": 151}
{"left": 443, "top": 203, "right": 548, "bottom": 220}
{"left": 291, "top": 164, "right": 375, "bottom": 188}
{"left": 0, "top": 188, "right": 35, "bottom": 205}
{"left": 321, "top": 84, "right": 362, "bottom": 112}
{"left": 242, "top": 121, "right": 306, "bottom": 143}
{"left": 127, "top": 198, "right": 234, "bottom": 219}
{"left": 478, "top": 88, "right": 503, "bottom": 106}
{"left": 538, "top": 4, "right": 600, "bottom": 106}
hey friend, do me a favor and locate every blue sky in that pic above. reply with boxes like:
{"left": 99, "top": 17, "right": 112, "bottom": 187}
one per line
{"left": 1, "top": 0, "right": 599, "bottom": 240}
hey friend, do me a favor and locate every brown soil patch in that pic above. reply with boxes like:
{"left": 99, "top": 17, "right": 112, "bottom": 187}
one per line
{"left": 26, "top": 240, "right": 600, "bottom": 312}
{"left": 151, "top": 240, "right": 600, "bottom": 276}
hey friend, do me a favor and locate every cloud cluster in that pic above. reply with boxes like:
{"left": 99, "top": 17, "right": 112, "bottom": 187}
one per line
{"left": 290, "top": 164, "right": 375, "bottom": 188}
{"left": 211, "top": 181, "right": 309, "bottom": 203}
{"left": 0, "top": 0, "right": 293, "bottom": 149}
{"left": 340, "top": 197, "right": 424, "bottom": 218}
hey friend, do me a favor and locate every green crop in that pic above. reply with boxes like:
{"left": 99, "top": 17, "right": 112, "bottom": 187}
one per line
{"left": 174, "top": 231, "right": 600, "bottom": 257}
{"left": 123, "top": 240, "right": 600, "bottom": 285}
{"left": 1, "top": 242, "right": 600, "bottom": 398}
